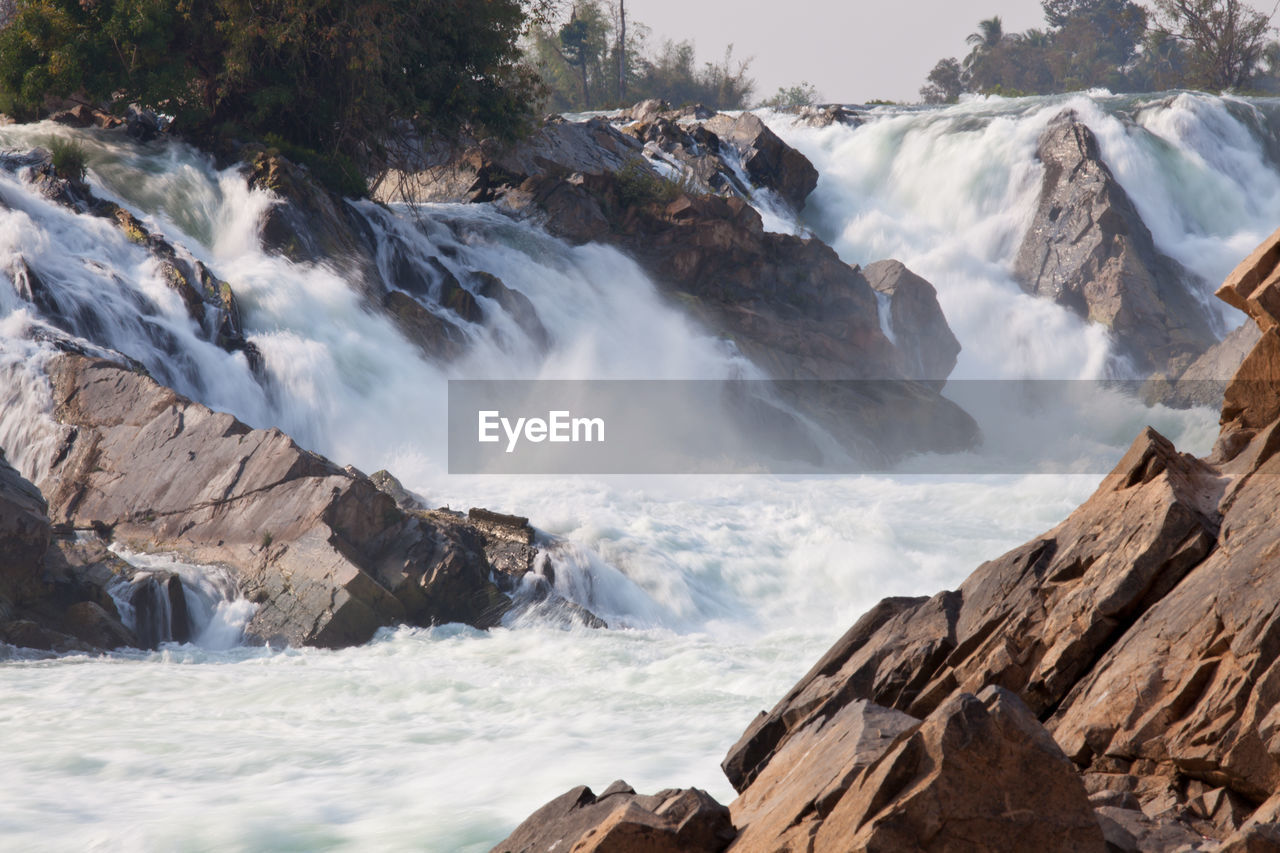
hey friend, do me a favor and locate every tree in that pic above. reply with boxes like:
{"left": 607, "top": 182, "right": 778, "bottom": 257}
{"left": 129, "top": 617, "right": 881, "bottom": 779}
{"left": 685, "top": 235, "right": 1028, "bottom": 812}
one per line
{"left": 0, "top": 0, "right": 540, "bottom": 187}
{"left": 920, "top": 58, "right": 966, "bottom": 103}
{"left": 758, "top": 81, "right": 822, "bottom": 109}
{"left": 1150, "top": 0, "right": 1277, "bottom": 89}
{"left": 967, "top": 16, "right": 1007, "bottom": 55}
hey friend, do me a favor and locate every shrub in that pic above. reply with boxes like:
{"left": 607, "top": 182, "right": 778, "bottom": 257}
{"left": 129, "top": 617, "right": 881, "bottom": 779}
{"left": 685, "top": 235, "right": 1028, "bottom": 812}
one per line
{"left": 49, "top": 137, "right": 86, "bottom": 183}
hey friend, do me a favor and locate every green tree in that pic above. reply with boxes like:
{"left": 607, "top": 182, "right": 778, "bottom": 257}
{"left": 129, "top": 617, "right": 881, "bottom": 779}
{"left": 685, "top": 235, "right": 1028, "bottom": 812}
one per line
{"left": 0, "top": 0, "right": 539, "bottom": 188}
{"left": 758, "top": 81, "right": 822, "bottom": 109}
{"left": 1149, "top": 0, "right": 1276, "bottom": 90}
{"left": 920, "top": 57, "right": 965, "bottom": 103}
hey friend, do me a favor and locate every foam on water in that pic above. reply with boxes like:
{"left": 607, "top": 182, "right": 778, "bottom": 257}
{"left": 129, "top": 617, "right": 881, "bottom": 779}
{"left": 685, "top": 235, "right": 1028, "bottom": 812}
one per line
{"left": 0, "top": 92, "right": 1265, "bottom": 849}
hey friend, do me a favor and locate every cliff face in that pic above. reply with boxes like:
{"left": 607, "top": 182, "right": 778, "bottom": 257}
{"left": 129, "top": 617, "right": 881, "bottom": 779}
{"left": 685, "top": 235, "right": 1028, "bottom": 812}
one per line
{"left": 493, "top": 231, "right": 1280, "bottom": 852}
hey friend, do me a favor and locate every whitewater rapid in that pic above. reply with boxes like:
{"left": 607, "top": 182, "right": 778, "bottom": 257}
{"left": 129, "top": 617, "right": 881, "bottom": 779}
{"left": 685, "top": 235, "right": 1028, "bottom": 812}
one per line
{"left": 0, "top": 91, "right": 1271, "bottom": 850}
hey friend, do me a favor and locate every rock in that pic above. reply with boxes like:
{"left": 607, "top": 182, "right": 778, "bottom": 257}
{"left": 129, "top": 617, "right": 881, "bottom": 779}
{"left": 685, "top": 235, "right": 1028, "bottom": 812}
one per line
{"left": 127, "top": 572, "right": 192, "bottom": 647}
{"left": 789, "top": 104, "right": 862, "bottom": 129}
{"left": 1159, "top": 320, "right": 1261, "bottom": 410}
{"left": 1013, "top": 110, "right": 1217, "bottom": 375}
{"left": 62, "top": 600, "right": 136, "bottom": 649}
{"left": 0, "top": 619, "right": 92, "bottom": 654}
{"left": 805, "top": 687, "right": 1106, "bottom": 852}
{"left": 490, "top": 783, "right": 735, "bottom": 853}
{"left": 1093, "top": 806, "right": 1213, "bottom": 852}
{"left": 0, "top": 454, "right": 51, "bottom": 609}
{"left": 383, "top": 290, "right": 469, "bottom": 362}
{"left": 369, "top": 469, "right": 426, "bottom": 512}
{"left": 723, "top": 426, "right": 1219, "bottom": 793}
{"left": 863, "top": 259, "right": 961, "bottom": 387}
{"left": 472, "top": 271, "right": 551, "bottom": 351}
{"left": 727, "top": 699, "right": 918, "bottom": 851}
{"left": 124, "top": 105, "right": 159, "bottom": 142}
{"left": 31, "top": 354, "right": 549, "bottom": 647}
{"left": 1217, "top": 224, "right": 1280, "bottom": 330}
{"left": 703, "top": 112, "right": 819, "bottom": 210}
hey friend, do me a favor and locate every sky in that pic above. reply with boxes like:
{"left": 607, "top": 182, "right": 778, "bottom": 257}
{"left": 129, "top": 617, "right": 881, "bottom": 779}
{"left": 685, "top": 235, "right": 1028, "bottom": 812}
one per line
{"left": 621, "top": 0, "right": 1058, "bottom": 103}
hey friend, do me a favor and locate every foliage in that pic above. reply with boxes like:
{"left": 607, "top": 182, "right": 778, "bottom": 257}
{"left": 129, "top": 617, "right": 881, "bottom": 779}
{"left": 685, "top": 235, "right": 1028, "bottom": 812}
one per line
{"left": 526, "top": 1, "right": 754, "bottom": 111}
{"left": 614, "top": 158, "right": 687, "bottom": 206}
{"left": 920, "top": 0, "right": 1279, "bottom": 100}
{"left": 0, "top": 0, "right": 542, "bottom": 192}
{"left": 758, "top": 81, "right": 822, "bottom": 109}
{"left": 1147, "top": 0, "right": 1275, "bottom": 89}
{"left": 48, "top": 137, "right": 86, "bottom": 182}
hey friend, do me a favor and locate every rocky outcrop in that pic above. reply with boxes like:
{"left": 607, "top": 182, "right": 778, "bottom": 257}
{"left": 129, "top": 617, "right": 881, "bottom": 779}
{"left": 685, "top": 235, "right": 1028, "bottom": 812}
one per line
{"left": 0, "top": 452, "right": 51, "bottom": 612}
{"left": 863, "top": 259, "right": 960, "bottom": 387}
{"left": 1157, "top": 321, "right": 1261, "bottom": 410}
{"left": 0, "top": 148, "right": 259, "bottom": 371}
{"left": 499, "top": 230, "right": 1280, "bottom": 850}
{"left": 1014, "top": 110, "right": 1217, "bottom": 375}
{"left": 27, "top": 353, "right": 596, "bottom": 648}
{"left": 368, "top": 105, "right": 978, "bottom": 462}
{"left": 491, "top": 782, "right": 736, "bottom": 853}
{"left": 701, "top": 112, "right": 819, "bottom": 210}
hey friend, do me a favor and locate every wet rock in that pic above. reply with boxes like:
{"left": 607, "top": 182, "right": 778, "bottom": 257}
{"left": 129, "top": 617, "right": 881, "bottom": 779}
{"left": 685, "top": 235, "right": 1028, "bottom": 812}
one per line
{"left": 127, "top": 572, "right": 191, "bottom": 647}
{"left": 863, "top": 259, "right": 960, "bottom": 388}
{"left": 1014, "top": 110, "right": 1217, "bottom": 375}
{"left": 702, "top": 112, "right": 819, "bottom": 210}
{"left": 789, "top": 104, "right": 862, "bottom": 129}
{"left": 33, "top": 354, "right": 529, "bottom": 647}
{"left": 62, "top": 601, "right": 137, "bottom": 649}
{"left": 124, "top": 105, "right": 159, "bottom": 142}
{"left": 1157, "top": 320, "right": 1261, "bottom": 410}
{"left": 471, "top": 271, "right": 551, "bottom": 351}
{"left": 383, "top": 290, "right": 469, "bottom": 362}
{"left": 0, "top": 454, "right": 51, "bottom": 608}
{"left": 491, "top": 783, "right": 735, "bottom": 853}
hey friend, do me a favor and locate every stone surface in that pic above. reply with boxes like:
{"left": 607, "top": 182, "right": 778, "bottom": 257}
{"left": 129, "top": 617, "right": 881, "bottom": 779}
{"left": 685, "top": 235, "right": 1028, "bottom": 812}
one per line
{"left": 1160, "top": 320, "right": 1262, "bottom": 410}
{"left": 30, "top": 354, "right": 578, "bottom": 647}
{"left": 0, "top": 453, "right": 51, "bottom": 610}
{"left": 864, "top": 259, "right": 961, "bottom": 387}
{"left": 491, "top": 783, "right": 735, "bottom": 853}
{"left": 809, "top": 687, "right": 1106, "bottom": 852}
{"left": 1014, "top": 110, "right": 1217, "bottom": 375}
{"left": 702, "top": 112, "right": 820, "bottom": 210}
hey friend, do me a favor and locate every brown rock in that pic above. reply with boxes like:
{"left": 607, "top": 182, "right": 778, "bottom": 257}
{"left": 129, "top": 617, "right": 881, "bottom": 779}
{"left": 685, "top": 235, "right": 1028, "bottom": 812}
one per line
{"left": 1014, "top": 111, "right": 1216, "bottom": 375}
{"left": 491, "top": 783, "right": 735, "bottom": 853}
{"left": 863, "top": 259, "right": 961, "bottom": 388}
{"left": 727, "top": 699, "right": 917, "bottom": 852}
{"left": 811, "top": 687, "right": 1105, "bottom": 852}
{"left": 0, "top": 454, "right": 50, "bottom": 609}
{"left": 62, "top": 601, "right": 137, "bottom": 650}
{"left": 703, "top": 112, "right": 819, "bottom": 210}
{"left": 34, "top": 354, "right": 523, "bottom": 647}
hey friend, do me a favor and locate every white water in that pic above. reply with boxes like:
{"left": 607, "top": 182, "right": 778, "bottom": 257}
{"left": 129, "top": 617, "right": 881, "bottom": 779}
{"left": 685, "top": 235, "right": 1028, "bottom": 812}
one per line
{"left": 0, "top": 92, "right": 1270, "bottom": 850}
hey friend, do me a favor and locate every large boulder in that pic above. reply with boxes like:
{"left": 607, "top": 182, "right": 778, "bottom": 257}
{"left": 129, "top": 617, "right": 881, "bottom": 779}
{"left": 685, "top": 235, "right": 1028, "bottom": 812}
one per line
{"left": 1014, "top": 111, "right": 1217, "bottom": 375}
{"left": 703, "top": 112, "right": 819, "bottom": 210}
{"left": 802, "top": 687, "right": 1105, "bottom": 853}
{"left": 31, "top": 354, "right": 571, "bottom": 647}
{"left": 491, "top": 782, "right": 735, "bottom": 853}
{"left": 863, "top": 259, "right": 961, "bottom": 387}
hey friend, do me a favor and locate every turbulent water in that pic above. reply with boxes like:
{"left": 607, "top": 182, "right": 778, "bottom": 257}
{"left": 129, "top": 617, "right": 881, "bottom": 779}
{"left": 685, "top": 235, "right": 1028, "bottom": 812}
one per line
{"left": 0, "top": 90, "right": 1271, "bottom": 850}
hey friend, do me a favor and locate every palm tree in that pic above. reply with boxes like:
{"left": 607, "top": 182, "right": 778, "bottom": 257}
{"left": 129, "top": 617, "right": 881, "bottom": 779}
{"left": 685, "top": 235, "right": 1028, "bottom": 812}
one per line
{"left": 967, "top": 16, "right": 1005, "bottom": 51}
{"left": 964, "top": 16, "right": 1006, "bottom": 72}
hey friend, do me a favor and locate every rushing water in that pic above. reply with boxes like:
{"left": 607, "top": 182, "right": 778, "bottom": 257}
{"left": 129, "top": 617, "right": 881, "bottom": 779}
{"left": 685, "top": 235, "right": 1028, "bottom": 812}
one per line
{"left": 0, "top": 91, "right": 1270, "bottom": 850}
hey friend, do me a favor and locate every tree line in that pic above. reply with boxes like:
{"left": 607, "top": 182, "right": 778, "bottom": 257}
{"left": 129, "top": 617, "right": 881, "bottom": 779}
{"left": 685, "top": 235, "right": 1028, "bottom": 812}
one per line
{"left": 922, "top": 0, "right": 1280, "bottom": 102}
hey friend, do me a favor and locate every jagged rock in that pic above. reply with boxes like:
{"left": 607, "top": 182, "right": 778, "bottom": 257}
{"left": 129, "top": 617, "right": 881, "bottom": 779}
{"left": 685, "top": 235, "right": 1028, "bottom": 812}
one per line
{"left": 702, "top": 113, "right": 819, "bottom": 210}
{"left": 1093, "top": 805, "right": 1213, "bottom": 852}
{"left": 49, "top": 105, "right": 121, "bottom": 130}
{"left": 62, "top": 600, "right": 136, "bottom": 649}
{"left": 789, "top": 104, "right": 862, "bottom": 129}
{"left": 383, "top": 290, "right": 468, "bottom": 362}
{"left": 491, "top": 783, "right": 735, "bottom": 853}
{"left": 1014, "top": 110, "right": 1216, "bottom": 375}
{"left": 472, "top": 271, "right": 551, "bottom": 351}
{"left": 1157, "top": 321, "right": 1261, "bottom": 410}
{"left": 723, "top": 426, "right": 1220, "bottom": 797}
{"left": 32, "top": 354, "right": 541, "bottom": 647}
{"left": 369, "top": 469, "right": 426, "bottom": 512}
{"left": 863, "top": 259, "right": 960, "bottom": 387}
{"left": 124, "top": 105, "right": 160, "bottom": 142}
{"left": 727, "top": 699, "right": 918, "bottom": 851}
{"left": 805, "top": 687, "right": 1105, "bottom": 852}
{"left": 0, "top": 453, "right": 51, "bottom": 609}
{"left": 127, "top": 572, "right": 192, "bottom": 647}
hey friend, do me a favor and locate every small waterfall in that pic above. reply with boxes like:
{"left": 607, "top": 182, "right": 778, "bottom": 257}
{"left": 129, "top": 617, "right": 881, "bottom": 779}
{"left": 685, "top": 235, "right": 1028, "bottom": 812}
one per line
{"left": 108, "top": 550, "right": 255, "bottom": 649}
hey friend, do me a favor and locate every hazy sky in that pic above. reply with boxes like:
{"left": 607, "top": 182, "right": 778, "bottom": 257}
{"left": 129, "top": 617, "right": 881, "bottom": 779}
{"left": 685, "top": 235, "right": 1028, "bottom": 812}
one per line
{"left": 623, "top": 0, "right": 1058, "bottom": 103}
